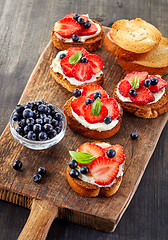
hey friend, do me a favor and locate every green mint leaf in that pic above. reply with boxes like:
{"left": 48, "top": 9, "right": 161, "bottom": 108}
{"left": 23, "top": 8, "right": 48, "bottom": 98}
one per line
{"left": 131, "top": 76, "right": 139, "bottom": 89}
{"left": 91, "top": 97, "right": 102, "bottom": 116}
{"left": 69, "top": 51, "right": 83, "bottom": 65}
{"left": 69, "top": 151, "right": 96, "bottom": 164}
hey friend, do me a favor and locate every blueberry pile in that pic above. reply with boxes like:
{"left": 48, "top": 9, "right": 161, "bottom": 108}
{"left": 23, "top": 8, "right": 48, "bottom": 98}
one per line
{"left": 12, "top": 100, "right": 64, "bottom": 141}
{"left": 68, "top": 159, "right": 89, "bottom": 178}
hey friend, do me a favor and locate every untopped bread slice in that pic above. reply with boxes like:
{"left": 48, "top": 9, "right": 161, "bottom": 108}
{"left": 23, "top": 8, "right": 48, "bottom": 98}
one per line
{"left": 111, "top": 18, "right": 162, "bottom": 53}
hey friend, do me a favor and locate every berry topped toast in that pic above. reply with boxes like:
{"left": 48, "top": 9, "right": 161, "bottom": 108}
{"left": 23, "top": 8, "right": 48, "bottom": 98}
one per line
{"left": 113, "top": 71, "right": 168, "bottom": 118}
{"left": 67, "top": 142, "right": 126, "bottom": 197}
{"left": 64, "top": 84, "right": 123, "bottom": 138}
{"left": 50, "top": 47, "right": 104, "bottom": 92}
{"left": 51, "top": 13, "right": 104, "bottom": 52}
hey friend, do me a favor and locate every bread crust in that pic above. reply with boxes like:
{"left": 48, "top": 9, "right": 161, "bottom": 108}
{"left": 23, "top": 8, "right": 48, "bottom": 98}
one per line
{"left": 64, "top": 97, "right": 123, "bottom": 139}
{"left": 113, "top": 80, "right": 168, "bottom": 118}
{"left": 51, "top": 20, "right": 104, "bottom": 52}
{"left": 111, "top": 18, "right": 162, "bottom": 53}
{"left": 50, "top": 67, "right": 104, "bottom": 92}
{"left": 66, "top": 163, "right": 124, "bottom": 197}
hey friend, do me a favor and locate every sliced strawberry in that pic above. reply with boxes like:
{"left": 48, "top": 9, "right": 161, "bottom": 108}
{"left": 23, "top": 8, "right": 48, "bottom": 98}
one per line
{"left": 148, "top": 76, "right": 167, "bottom": 93}
{"left": 83, "top": 104, "right": 108, "bottom": 124}
{"left": 104, "top": 144, "right": 125, "bottom": 165}
{"left": 86, "top": 54, "right": 103, "bottom": 74}
{"left": 129, "top": 86, "right": 155, "bottom": 105}
{"left": 71, "top": 96, "right": 86, "bottom": 116}
{"left": 55, "top": 18, "right": 81, "bottom": 38}
{"left": 82, "top": 84, "right": 108, "bottom": 99}
{"left": 60, "top": 56, "right": 73, "bottom": 77}
{"left": 101, "top": 98, "right": 120, "bottom": 120}
{"left": 118, "top": 80, "right": 131, "bottom": 97}
{"left": 124, "top": 72, "right": 148, "bottom": 86}
{"left": 72, "top": 63, "right": 93, "bottom": 81}
{"left": 67, "top": 47, "right": 89, "bottom": 57}
{"left": 90, "top": 157, "right": 119, "bottom": 186}
{"left": 64, "top": 13, "right": 88, "bottom": 21}
{"left": 78, "top": 21, "right": 98, "bottom": 36}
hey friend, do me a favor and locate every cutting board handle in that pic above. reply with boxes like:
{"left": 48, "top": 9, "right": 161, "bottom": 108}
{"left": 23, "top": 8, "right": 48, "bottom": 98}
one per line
{"left": 17, "top": 198, "right": 58, "bottom": 240}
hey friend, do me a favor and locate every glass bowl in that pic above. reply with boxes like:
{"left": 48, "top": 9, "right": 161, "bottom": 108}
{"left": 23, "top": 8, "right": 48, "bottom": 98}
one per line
{"left": 10, "top": 101, "right": 67, "bottom": 150}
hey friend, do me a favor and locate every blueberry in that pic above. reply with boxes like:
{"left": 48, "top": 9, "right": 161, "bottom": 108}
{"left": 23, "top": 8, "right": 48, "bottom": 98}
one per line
{"left": 46, "top": 107, "right": 51, "bottom": 115}
{"left": 43, "top": 117, "right": 52, "bottom": 124}
{"left": 47, "top": 115, "right": 52, "bottom": 120}
{"left": 54, "top": 112, "right": 63, "bottom": 121}
{"left": 72, "top": 34, "right": 79, "bottom": 42}
{"left": 40, "top": 113, "right": 47, "bottom": 119}
{"left": 19, "top": 119, "right": 26, "bottom": 128}
{"left": 68, "top": 159, "right": 78, "bottom": 169}
{"left": 80, "top": 166, "right": 89, "bottom": 174}
{"left": 38, "top": 104, "right": 48, "bottom": 114}
{"left": 38, "top": 131, "right": 48, "bottom": 141}
{"left": 55, "top": 127, "right": 61, "bottom": 134}
{"left": 43, "top": 124, "right": 53, "bottom": 132}
{"left": 60, "top": 53, "right": 66, "bottom": 59}
{"left": 131, "top": 132, "right": 138, "bottom": 140}
{"left": 83, "top": 21, "right": 91, "bottom": 29}
{"left": 24, "top": 125, "right": 31, "bottom": 134}
{"left": 16, "top": 104, "right": 24, "bottom": 114}
{"left": 26, "top": 118, "right": 35, "bottom": 126}
{"left": 129, "top": 88, "right": 137, "bottom": 97}
{"left": 33, "top": 124, "right": 42, "bottom": 133}
{"left": 69, "top": 169, "right": 79, "bottom": 178}
{"left": 80, "top": 57, "right": 88, "bottom": 63}
{"left": 86, "top": 98, "right": 93, "bottom": 105}
{"left": 144, "top": 79, "right": 151, "bottom": 87}
{"left": 73, "top": 13, "right": 80, "bottom": 21}
{"left": 73, "top": 88, "right": 81, "bottom": 97}
{"left": 33, "top": 173, "right": 42, "bottom": 183}
{"left": 58, "top": 122, "right": 63, "bottom": 128}
{"left": 106, "top": 148, "right": 116, "bottom": 158}
{"left": 12, "top": 113, "right": 20, "bottom": 121}
{"left": 16, "top": 127, "right": 24, "bottom": 136}
{"left": 23, "top": 108, "right": 34, "bottom": 118}
{"left": 38, "top": 167, "right": 46, "bottom": 176}
{"left": 27, "top": 131, "right": 36, "bottom": 140}
{"left": 93, "top": 91, "right": 101, "bottom": 99}
{"left": 151, "top": 77, "right": 158, "bottom": 85}
{"left": 103, "top": 116, "right": 112, "bottom": 124}
{"left": 35, "top": 118, "right": 43, "bottom": 125}
{"left": 24, "top": 102, "right": 34, "bottom": 110}
{"left": 13, "top": 160, "right": 22, "bottom": 170}
{"left": 77, "top": 17, "right": 84, "bottom": 24}
{"left": 52, "top": 119, "right": 59, "bottom": 127}
{"left": 33, "top": 110, "right": 39, "bottom": 119}
{"left": 47, "top": 104, "right": 55, "bottom": 111}
{"left": 49, "top": 130, "right": 57, "bottom": 138}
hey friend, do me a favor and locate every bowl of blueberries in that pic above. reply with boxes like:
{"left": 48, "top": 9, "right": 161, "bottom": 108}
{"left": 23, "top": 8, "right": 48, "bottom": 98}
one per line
{"left": 10, "top": 100, "right": 67, "bottom": 150}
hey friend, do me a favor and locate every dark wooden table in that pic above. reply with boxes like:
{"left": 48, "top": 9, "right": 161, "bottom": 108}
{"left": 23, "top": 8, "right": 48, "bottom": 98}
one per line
{"left": 0, "top": 0, "right": 167, "bottom": 239}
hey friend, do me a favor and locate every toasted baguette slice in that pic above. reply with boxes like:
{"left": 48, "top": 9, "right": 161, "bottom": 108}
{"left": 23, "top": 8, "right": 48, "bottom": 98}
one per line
{"left": 113, "top": 81, "right": 168, "bottom": 118}
{"left": 64, "top": 97, "right": 123, "bottom": 139}
{"left": 104, "top": 30, "right": 148, "bottom": 60}
{"left": 51, "top": 20, "right": 104, "bottom": 52}
{"left": 50, "top": 67, "right": 103, "bottom": 92}
{"left": 111, "top": 18, "right": 162, "bottom": 53}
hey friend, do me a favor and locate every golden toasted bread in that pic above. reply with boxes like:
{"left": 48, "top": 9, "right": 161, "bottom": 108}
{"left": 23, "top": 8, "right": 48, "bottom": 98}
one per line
{"left": 51, "top": 20, "right": 104, "bottom": 52}
{"left": 64, "top": 97, "right": 123, "bottom": 139}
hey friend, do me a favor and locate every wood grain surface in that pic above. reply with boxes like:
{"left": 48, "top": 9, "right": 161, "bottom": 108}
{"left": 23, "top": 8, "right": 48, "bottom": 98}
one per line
{"left": 0, "top": 0, "right": 168, "bottom": 239}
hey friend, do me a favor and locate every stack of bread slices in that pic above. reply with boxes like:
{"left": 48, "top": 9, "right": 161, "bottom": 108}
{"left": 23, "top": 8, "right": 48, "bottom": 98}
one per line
{"left": 104, "top": 18, "right": 168, "bottom": 75}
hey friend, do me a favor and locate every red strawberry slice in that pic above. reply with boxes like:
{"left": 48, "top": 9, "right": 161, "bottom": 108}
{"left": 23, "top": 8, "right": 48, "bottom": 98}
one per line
{"left": 129, "top": 86, "right": 155, "bottom": 105}
{"left": 78, "top": 21, "right": 98, "bottom": 36}
{"left": 64, "top": 13, "right": 88, "bottom": 21}
{"left": 148, "top": 76, "right": 167, "bottom": 93}
{"left": 89, "top": 157, "right": 119, "bottom": 186}
{"left": 124, "top": 71, "right": 148, "bottom": 86}
{"left": 86, "top": 54, "right": 103, "bottom": 74}
{"left": 83, "top": 104, "right": 108, "bottom": 123}
{"left": 67, "top": 47, "right": 89, "bottom": 57}
{"left": 55, "top": 18, "right": 81, "bottom": 38}
{"left": 72, "top": 63, "right": 93, "bottom": 81}
{"left": 101, "top": 98, "right": 120, "bottom": 120}
{"left": 60, "top": 56, "right": 74, "bottom": 77}
{"left": 71, "top": 96, "right": 86, "bottom": 116}
{"left": 82, "top": 84, "right": 108, "bottom": 99}
{"left": 104, "top": 144, "right": 125, "bottom": 165}
{"left": 118, "top": 80, "right": 131, "bottom": 97}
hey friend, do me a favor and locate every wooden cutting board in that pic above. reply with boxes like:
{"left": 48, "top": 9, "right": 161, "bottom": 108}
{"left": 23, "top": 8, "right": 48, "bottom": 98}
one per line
{"left": 0, "top": 27, "right": 167, "bottom": 239}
